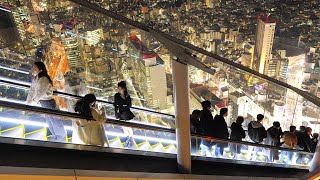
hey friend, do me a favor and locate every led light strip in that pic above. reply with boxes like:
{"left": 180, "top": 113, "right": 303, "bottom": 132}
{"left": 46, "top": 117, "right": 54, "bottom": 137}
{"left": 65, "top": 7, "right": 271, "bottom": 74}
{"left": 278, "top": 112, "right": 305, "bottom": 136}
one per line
{"left": 0, "top": 117, "right": 176, "bottom": 144}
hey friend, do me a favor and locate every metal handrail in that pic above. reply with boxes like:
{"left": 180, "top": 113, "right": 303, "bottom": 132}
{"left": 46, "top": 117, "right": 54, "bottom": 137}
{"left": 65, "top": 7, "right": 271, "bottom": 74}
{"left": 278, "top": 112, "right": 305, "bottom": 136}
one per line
{"left": 0, "top": 79, "right": 175, "bottom": 118}
{"left": 70, "top": 0, "right": 320, "bottom": 108}
{"left": 0, "top": 98, "right": 313, "bottom": 155}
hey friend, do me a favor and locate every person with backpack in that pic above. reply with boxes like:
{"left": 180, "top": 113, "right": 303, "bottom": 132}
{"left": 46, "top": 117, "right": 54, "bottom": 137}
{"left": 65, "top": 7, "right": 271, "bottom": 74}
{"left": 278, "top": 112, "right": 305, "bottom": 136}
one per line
{"left": 247, "top": 114, "right": 267, "bottom": 160}
{"left": 26, "top": 62, "right": 66, "bottom": 142}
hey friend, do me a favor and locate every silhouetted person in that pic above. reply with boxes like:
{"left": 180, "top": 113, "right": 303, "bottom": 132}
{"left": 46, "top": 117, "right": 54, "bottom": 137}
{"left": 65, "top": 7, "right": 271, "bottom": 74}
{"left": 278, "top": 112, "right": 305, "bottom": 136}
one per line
{"left": 212, "top": 108, "right": 229, "bottom": 157}
{"left": 200, "top": 100, "right": 214, "bottom": 137}
{"left": 311, "top": 133, "right": 319, "bottom": 153}
{"left": 247, "top": 114, "right": 267, "bottom": 160}
{"left": 248, "top": 114, "right": 267, "bottom": 143}
{"left": 190, "top": 109, "right": 202, "bottom": 135}
{"left": 296, "top": 126, "right": 307, "bottom": 150}
{"left": 265, "top": 121, "right": 283, "bottom": 161}
{"left": 199, "top": 100, "right": 214, "bottom": 157}
{"left": 230, "top": 116, "right": 246, "bottom": 157}
{"left": 296, "top": 127, "right": 312, "bottom": 164}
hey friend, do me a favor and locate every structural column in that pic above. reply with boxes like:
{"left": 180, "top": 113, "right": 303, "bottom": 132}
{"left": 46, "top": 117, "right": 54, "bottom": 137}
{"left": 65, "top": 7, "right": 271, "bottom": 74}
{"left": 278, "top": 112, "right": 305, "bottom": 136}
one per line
{"left": 172, "top": 59, "right": 191, "bottom": 173}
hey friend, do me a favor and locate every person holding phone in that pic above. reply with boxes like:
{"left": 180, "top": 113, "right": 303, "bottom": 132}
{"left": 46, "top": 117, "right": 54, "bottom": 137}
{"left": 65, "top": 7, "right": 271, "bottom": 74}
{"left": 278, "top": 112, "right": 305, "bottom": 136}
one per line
{"left": 74, "top": 94, "right": 109, "bottom": 146}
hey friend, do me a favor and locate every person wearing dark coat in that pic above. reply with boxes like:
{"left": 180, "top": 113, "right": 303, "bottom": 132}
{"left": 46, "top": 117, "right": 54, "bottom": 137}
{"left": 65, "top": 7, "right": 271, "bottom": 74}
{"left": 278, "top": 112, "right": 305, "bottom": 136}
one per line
{"left": 212, "top": 108, "right": 229, "bottom": 157}
{"left": 200, "top": 101, "right": 215, "bottom": 137}
{"left": 190, "top": 110, "right": 202, "bottom": 135}
{"left": 296, "top": 127, "right": 313, "bottom": 164}
{"left": 199, "top": 100, "right": 214, "bottom": 157}
{"left": 190, "top": 109, "right": 201, "bottom": 155}
{"left": 230, "top": 116, "right": 246, "bottom": 156}
{"left": 311, "top": 133, "right": 319, "bottom": 153}
{"left": 265, "top": 121, "right": 283, "bottom": 162}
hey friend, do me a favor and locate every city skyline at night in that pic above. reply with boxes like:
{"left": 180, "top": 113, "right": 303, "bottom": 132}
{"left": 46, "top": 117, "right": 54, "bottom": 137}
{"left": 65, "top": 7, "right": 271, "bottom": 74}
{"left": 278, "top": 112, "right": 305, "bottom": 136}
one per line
{"left": 0, "top": 0, "right": 319, "bottom": 133}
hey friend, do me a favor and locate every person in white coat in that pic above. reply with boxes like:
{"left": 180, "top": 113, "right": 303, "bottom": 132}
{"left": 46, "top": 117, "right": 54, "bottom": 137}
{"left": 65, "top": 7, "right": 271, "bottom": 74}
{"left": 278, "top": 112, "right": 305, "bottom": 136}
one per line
{"left": 74, "top": 94, "right": 109, "bottom": 146}
{"left": 26, "top": 61, "right": 67, "bottom": 142}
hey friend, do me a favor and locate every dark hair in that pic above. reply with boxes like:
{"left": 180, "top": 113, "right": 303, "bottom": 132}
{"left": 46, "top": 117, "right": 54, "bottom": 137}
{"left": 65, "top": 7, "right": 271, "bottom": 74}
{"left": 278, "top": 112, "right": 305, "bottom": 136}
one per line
{"left": 34, "top": 61, "right": 53, "bottom": 85}
{"left": 220, "top": 108, "right": 228, "bottom": 116}
{"left": 201, "top": 100, "right": 211, "bottom": 110}
{"left": 306, "top": 127, "right": 312, "bottom": 133}
{"left": 191, "top": 110, "right": 201, "bottom": 119}
{"left": 236, "top": 116, "right": 244, "bottom": 124}
{"left": 273, "top": 121, "right": 280, "bottom": 128}
{"left": 257, "top": 114, "right": 264, "bottom": 121}
{"left": 313, "top": 133, "right": 319, "bottom": 139}
{"left": 300, "top": 126, "right": 306, "bottom": 131}
{"left": 289, "top": 126, "right": 296, "bottom": 133}
{"left": 75, "top": 94, "right": 96, "bottom": 120}
{"left": 118, "top": 81, "right": 128, "bottom": 96}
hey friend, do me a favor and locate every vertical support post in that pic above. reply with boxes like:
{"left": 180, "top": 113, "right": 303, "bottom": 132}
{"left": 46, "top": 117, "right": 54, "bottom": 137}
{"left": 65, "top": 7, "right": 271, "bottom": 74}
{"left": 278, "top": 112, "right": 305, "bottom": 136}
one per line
{"left": 172, "top": 59, "right": 191, "bottom": 173}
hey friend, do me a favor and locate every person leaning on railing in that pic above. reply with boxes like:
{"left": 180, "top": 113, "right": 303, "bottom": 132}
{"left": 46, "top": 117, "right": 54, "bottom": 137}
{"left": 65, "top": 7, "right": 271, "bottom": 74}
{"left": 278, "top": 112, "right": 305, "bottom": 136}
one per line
{"left": 74, "top": 94, "right": 109, "bottom": 147}
{"left": 26, "top": 61, "right": 67, "bottom": 142}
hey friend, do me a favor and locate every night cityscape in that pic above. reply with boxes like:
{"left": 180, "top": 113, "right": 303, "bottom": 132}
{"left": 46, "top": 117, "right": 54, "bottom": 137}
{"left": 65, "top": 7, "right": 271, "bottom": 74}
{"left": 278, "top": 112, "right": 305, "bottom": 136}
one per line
{"left": 0, "top": 0, "right": 319, "bottom": 174}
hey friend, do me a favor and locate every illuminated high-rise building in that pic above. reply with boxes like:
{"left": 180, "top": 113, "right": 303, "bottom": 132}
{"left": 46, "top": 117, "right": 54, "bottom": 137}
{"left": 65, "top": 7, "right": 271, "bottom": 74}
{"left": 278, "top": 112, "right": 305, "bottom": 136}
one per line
{"left": 253, "top": 17, "right": 276, "bottom": 74}
{"left": 61, "top": 32, "right": 83, "bottom": 71}
{"left": 11, "top": 6, "right": 30, "bottom": 41}
{"left": 85, "top": 28, "right": 103, "bottom": 46}
{"left": 128, "top": 35, "right": 169, "bottom": 110}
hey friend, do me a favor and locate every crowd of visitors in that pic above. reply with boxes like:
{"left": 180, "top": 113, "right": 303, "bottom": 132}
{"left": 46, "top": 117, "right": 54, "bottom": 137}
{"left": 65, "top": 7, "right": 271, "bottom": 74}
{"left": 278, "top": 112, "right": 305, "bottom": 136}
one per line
{"left": 26, "top": 62, "right": 135, "bottom": 147}
{"left": 26, "top": 62, "right": 318, "bottom": 164}
{"left": 190, "top": 100, "right": 319, "bottom": 163}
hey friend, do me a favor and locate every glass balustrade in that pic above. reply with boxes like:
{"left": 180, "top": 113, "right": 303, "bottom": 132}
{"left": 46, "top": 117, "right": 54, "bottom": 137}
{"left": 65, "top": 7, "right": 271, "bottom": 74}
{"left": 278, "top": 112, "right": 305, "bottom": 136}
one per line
{"left": 191, "top": 135, "right": 313, "bottom": 168}
{"left": 0, "top": 0, "right": 319, "bottom": 170}
{"left": 0, "top": 99, "right": 313, "bottom": 169}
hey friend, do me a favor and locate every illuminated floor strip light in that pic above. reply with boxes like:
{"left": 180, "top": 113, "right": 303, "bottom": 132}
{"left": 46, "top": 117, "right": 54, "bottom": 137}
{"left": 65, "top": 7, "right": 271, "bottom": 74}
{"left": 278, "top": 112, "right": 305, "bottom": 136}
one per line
{"left": 0, "top": 117, "right": 176, "bottom": 144}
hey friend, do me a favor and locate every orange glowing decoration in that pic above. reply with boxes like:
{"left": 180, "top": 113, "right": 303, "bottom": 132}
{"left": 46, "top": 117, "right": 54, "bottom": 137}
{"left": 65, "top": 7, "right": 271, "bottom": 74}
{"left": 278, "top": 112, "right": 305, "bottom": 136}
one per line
{"left": 46, "top": 40, "right": 70, "bottom": 109}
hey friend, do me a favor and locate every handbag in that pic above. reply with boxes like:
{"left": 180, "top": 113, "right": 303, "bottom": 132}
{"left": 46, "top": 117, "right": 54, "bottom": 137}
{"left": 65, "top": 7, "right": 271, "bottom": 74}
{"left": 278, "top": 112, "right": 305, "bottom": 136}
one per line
{"left": 119, "top": 109, "right": 135, "bottom": 120}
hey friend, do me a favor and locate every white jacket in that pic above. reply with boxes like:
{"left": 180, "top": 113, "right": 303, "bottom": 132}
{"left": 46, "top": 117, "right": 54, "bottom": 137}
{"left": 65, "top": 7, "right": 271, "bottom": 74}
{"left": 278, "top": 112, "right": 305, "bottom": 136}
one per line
{"left": 26, "top": 76, "right": 53, "bottom": 104}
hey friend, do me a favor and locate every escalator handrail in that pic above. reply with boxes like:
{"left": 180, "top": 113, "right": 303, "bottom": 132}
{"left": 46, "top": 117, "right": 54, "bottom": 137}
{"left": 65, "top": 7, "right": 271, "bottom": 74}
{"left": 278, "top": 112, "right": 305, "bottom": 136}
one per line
{"left": 70, "top": 0, "right": 320, "bottom": 108}
{"left": 0, "top": 98, "right": 313, "bottom": 155}
{"left": 0, "top": 79, "right": 175, "bottom": 118}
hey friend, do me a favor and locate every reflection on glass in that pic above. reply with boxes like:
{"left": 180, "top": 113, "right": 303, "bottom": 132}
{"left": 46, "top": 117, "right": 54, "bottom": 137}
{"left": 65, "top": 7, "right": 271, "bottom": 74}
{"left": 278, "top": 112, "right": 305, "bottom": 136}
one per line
{"left": 0, "top": 105, "right": 177, "bottom": 154}
{"left": 191, "top": 136, "right": 313, "bottom": 168}
{"left": 0, "top": 0, "right": 175, "bottom": 121}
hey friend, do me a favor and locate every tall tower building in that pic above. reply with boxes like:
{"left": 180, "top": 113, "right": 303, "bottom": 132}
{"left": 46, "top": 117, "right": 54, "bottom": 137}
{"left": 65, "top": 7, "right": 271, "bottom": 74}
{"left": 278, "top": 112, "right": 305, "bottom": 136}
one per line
{"left": 253, "top": 16, "right": 276, "bottom": 74}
